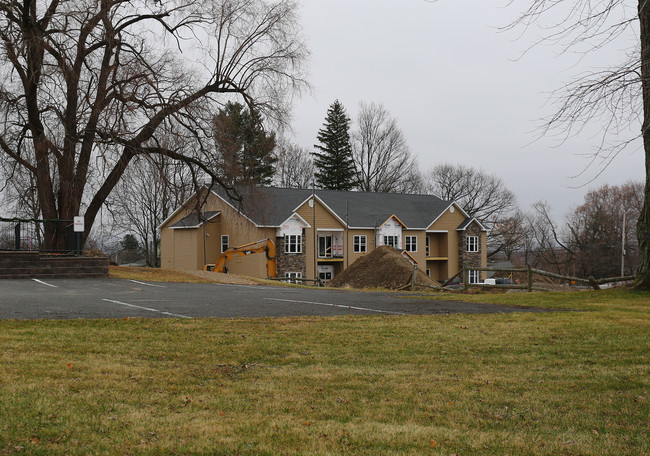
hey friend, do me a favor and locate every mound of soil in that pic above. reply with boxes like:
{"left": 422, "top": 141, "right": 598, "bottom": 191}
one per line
{"left": 328, "top": 245, "right": 440, "bottom": 290}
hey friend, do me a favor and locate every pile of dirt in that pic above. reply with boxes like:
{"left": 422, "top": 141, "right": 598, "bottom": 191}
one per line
{"left": 328, "top": 245, "right": 440, "bottom": 290}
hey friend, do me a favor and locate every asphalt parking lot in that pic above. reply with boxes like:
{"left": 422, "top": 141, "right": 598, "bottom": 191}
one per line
{"left": 0, "top": 278, "right": 548, "bottom": 320}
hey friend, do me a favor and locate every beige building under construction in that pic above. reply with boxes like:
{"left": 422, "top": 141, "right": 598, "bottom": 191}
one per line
{"left": 159, "top": 186, "right": 488, "bottom": 283}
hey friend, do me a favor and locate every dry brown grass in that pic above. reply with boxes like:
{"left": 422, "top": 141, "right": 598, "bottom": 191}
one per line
{"left": 0, "top": 289, "right": 648, "bottom": 455}
{"left": 109, "top": 266, "right": 262, "bottom": 285}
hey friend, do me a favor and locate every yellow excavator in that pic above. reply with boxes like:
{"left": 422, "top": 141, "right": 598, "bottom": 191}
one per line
{"left": 205, "top": 238, "right": 277, "bottom": 278}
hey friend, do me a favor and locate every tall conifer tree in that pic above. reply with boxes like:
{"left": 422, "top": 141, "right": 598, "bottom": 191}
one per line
{"left": 213, "top": 102, "right": 277, "bottom": 186}
{"left": 313, "top": 100, "right": 356, "bottom": 190}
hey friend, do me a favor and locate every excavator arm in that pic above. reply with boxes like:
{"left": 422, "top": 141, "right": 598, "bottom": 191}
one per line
{"left": 206, "top": 239, "right": 277, "bottom": 278}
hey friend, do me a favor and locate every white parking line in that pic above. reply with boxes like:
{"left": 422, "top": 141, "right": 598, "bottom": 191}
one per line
{"left": 32, "top": 278, "right": 57, "bottom": 288}
{"left": 264, "top": 298, "right": 406, "bottom": 315}
{"left": 101, "top": 299, "right": 192, "bottom": 319}
{"left": 128, "top": 279, "right": 166, "bottom": 288}
{"left": 214, "top": 283, "right": 264, "bottom": 289}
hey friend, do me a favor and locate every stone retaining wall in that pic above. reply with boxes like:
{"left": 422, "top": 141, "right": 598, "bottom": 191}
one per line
{"left": 0, "top": 251, "right": 109, "bottom": 279}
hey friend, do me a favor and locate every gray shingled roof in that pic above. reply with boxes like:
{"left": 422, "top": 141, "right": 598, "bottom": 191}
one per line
{"left": 211, "top": 187, "right": 454, "bottom": 229}
{"left": 169, "top": 211, "right": 220, "bottom": 228}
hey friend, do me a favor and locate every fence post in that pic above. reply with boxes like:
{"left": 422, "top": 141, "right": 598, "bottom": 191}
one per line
{"left": 463, "top": 266, "right": 468, "bottom": 292}
{"left": 14, "top": 222, "right": 20, "bottom": 250}
{"left": 411, "top": 264, "right": 418, "bottom": 291}
{"left": 527, "top": 265, "right": 533, "bottom": 292}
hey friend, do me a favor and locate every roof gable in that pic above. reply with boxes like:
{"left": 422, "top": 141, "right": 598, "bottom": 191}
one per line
{"left": 457, "top": 217, "right": 489, "bottom": 232}
{"left": 379, "top": 214, "right": 407, "bottom": 229}
{"left": 174, "top": 186, "right": 455, "bottom": 230}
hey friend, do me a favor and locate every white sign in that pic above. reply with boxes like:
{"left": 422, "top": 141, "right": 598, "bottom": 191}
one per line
{"left": 73, "top": 216, "right": 84, "bottom": 232}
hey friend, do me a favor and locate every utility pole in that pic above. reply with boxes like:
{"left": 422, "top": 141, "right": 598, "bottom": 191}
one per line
{"left": 621, "top": 209, "right": 626, "bottom": 277}
{"left": 312, "top": 183, "right": 317, "bottom": 282}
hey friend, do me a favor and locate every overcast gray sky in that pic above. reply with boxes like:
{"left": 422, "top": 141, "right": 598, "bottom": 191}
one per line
{"left": 288, "top": 0, "right": 644, "bottom": 221}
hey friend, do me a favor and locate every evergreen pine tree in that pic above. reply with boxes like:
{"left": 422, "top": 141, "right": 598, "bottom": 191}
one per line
{"left": 313, "top": 100, "right": 356, "bottom": 190}
{"left": 213, "top": 102, "right": 277, "bottom": 186}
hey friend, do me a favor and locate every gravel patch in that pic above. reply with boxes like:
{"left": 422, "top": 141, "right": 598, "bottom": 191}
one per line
{"left": 180, "top": 269, "right": 261, "bottom": 285}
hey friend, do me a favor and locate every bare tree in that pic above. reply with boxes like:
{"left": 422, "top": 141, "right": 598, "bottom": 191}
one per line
{"left": 110, "top": 152, "right": 194, "bottom": 266}
{"left": 273, "top": 137, "right": 314, "bottom": 188}
{"left": 352, "top": 102, "right": 422, "bottom": 193}
{"left": 526, "top": 201, "right": 575, "bottom": 276}
{"left": 566, "top": 182, "right": 643, "bottom": 277}
{"left": 488, "top": 208, "right": 528, "bottom": 260}
{"left": 423, "top": 163, "right": 516, "bottom": 223}
{"left": 506, "top": 0, "right": 650, "bottom": 287}
{"left": 0, "top": 0, "right": 308, "bottom": 250}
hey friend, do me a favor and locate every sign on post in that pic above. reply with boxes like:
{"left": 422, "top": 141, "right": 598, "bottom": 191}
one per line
{"left": 73, "top": 216, "right": 84, "bottom": 233}
{"left": 73, "top": 216, "right": 84, "bottom": 256}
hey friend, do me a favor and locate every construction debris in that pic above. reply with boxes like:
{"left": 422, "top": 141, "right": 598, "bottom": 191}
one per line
{"left": 328, "top": 245, "right": 440, "bottom": 290}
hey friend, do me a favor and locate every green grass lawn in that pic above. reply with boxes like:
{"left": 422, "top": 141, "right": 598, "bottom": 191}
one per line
{"left": 1, "top": 288, "right": 648, "bottom": 455}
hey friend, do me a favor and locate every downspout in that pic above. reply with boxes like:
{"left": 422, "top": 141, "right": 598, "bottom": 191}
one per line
{"left": 202, "top": 222, "right": 207, "bottom": 268}
{"left": 345, "top": 199, "right": 349, "bottom": 269}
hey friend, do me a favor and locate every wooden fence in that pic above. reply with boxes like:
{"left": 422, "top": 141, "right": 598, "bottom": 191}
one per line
{"left": 451, "top": 266, "right": 634, "bottom": 292}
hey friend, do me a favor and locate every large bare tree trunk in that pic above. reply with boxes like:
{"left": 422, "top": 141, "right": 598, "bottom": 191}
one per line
{"left": 0, "top": 0, "right": 308, "bottom": 252}
{"left": 637, "top": 1, "right": 650, "bottom": 289}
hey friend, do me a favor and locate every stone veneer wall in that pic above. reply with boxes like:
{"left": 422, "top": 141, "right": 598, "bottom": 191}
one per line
{"left": 458, "top": 222, "right": 483, "bottom": 272}
{"left": 276, "top": 234, "right": 306, "bottom": 278}
{"left": 0, "top": 251, "right": 109, "bottom": 279}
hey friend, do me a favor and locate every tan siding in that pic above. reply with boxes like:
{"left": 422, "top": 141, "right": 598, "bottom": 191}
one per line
{"left": 203, "top": 191, "right": 275, "bottom": 277}
{"left": 346, "top": 229, "right": 376, "bottom": 269}
{"left": 428, "top": 208, "right": 467, "bottom": 278}
{"left": 204, "top": 218, "right": 222, "bottom": 267}
{"left": 296, "top": 200, "right": 345, "bottom": 280}
{"left": 403, "top": 230, "right": 427, "bottom": 267}
{"left": 224, "top": 227, "right": 277, "bottom": 277}
{"left": 160, "top": 228, "right": 175, "bottom": 268}
{"left": 295, "top": 199, "right": 344, "bottom": 230}
{"left": 173, "top": 229, "right": 198, "bottom": 270}
{"left": 160, "top": 191, "right": 277, "bottom": 277}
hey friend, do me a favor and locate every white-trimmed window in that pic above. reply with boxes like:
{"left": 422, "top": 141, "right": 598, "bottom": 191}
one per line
{"left": 405, "top": 235, "right": 417, "bottom": 252}
{"left": 319, "top": 271, "right": 333, "bottom": 282}
{"left": 285, "top": 235, "right": 302, "bottom": 254}
{"left": 285, "top": 271, "right": 302, "bottom": 283}
{"left": 221, "top": 235, "right": 229, "bottom": 253}
{"left": 425, "top": 236, "right": 430, "bottom": 257}
{"left": 468, "top": 270, "right": 479, "bottom": 284}
{"left": 353, "top": 235, "right": 367, "bottom": 253}
{"left": 383, "top": 235, "right": 398, "bottom": 248}
{"left": 466, "top": 235, "right": 479, "bottom": 252}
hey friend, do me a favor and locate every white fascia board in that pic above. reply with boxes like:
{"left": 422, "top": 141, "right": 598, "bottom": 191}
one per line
{"left": 293, "top": 194, "right": 347, "bottom": 227}
{"left": 426, "top": 229, "right": 449, "bottom": 233}
{"left": 166, "top": 211, "right": 220, "bottom": 230}
{"left": 169, "top": 225, "right": 199, "bottom": 230}
{"left": 317, "top": 228, "right": 344, "bottom": 232}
